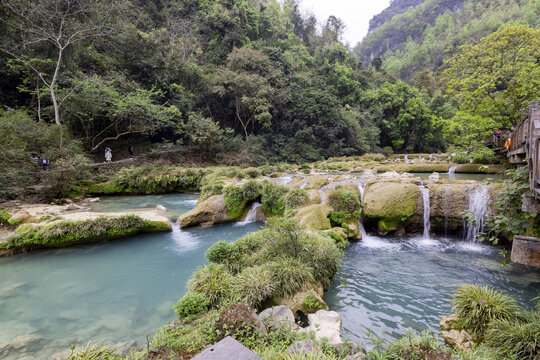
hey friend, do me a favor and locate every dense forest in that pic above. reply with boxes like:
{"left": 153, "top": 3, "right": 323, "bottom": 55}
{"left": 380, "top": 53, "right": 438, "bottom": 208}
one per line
{"left": 0, "top": 0, "right": 539, "bottom": 200}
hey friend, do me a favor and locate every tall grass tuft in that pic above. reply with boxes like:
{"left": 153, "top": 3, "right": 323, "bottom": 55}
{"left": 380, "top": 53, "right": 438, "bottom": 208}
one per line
{"left": 266, "top": 257, "right": 314, "bottom": 297}
{"left": 230, "top": 265, "right": 277, "bottom": 308}
{"left": 452, "top": 284, "right": 521, "bottom": 339}
{"left": 188, "top": 263, "right": 233, "bottom": 307}
{"left": 484, "top": 310, "right": 540, "bottom": 360}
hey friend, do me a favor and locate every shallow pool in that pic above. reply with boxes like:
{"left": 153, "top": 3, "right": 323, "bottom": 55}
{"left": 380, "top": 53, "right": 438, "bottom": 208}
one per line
{"left": 324, "top": 235, "right": 540, "bottom": 344}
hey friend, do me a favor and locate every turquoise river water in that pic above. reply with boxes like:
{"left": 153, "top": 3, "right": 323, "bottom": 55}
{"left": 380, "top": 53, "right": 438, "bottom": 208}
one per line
{"left": 1, "top": 194, "right": 539, "bottom": 359}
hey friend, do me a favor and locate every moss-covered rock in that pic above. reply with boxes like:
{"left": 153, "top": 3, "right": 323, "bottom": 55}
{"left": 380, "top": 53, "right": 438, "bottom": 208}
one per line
{"left": 295, "top": 204, "right": 332, "bottom": 232}
{"left": 178, "top": 194, "right": 239, "bottom": 228}
{"left": 87, "top": 181, "right": 127, "bottom": 195}
{"left": 269, "top": 283, "right": 328, "bottom": 316}
{"left": 429, "top": 183, "right": 476, "bottom": 219}
{"left": 454, "top": 164, "right": 506, "bottom": 174}
{"left": 290, "top": 175, "right": 329, "bottom": 190}
{"left": 0, "top": 215, "right": 169, "bottom": 256}
{"left": 363, "top": 182, "right": 420, "bottom": 233}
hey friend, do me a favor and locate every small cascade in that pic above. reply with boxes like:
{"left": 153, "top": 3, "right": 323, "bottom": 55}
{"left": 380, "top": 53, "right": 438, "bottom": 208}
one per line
{"left": 275, "top": 175, "right": 293, "bottom": 186}
{"left": 357, "top": 183, "right": 368, "bottom": 238}
{"left": 235, "top": 202, "right": 261, "bottom": 226}
{"left": 448, "top": 165, "right": 458, "bottom": 180}
{"left": 404, "top": 155, "right": 409, "bottom": 163}
{"left": 420, "top": 186, "right": 431, "bottom": 238}
{"left": 465, "top": 185, "right": 490, "bottom": 242}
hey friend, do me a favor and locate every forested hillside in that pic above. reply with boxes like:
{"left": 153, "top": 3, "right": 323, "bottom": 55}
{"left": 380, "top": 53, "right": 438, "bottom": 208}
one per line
{"left": 357, "top": 0, "right": 539, "bottom": 80}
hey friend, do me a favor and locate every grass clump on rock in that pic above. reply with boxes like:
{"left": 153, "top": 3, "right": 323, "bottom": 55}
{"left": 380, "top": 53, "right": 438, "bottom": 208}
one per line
{"left": 174, "top": 292, "right": 210, "bottom": 321}
{"left": 0, "top": 215, "right": 169, "bottom": 255}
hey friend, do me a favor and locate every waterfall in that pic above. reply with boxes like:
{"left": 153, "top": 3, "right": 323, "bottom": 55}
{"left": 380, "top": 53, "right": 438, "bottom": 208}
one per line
{"left": 448, "top": 165, "right": 458, "bottom": 180}
{"left": 465, "top": 185, "right": 489, "bottom": 242}
{"left": 357, "top": 183, "right": 368, "bottom": 238}
{"left": 235, "top": 202, "right": 261, "bottom": 226}
{"left": 420, "top": 186, "right": 431, "bottom": 238}
{"left": 404, "top": 155, "right": 409, "bottom": 163}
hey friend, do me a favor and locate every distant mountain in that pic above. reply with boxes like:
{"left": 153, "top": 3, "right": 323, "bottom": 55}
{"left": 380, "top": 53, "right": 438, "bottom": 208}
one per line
{"left": 356, "top": 0, "right": 538, "bottom": 79}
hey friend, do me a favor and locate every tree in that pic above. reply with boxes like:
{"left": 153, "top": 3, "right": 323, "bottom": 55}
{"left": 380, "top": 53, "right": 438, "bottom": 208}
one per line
{"left": 443, "top": 25, "right": 540, "bottom": 127}
{"left": 1, "top": 0, "right": 115, "bottom": 126}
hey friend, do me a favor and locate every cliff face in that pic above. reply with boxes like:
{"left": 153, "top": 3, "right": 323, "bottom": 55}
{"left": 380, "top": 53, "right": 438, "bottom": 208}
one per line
{"left": 357, "top": 0, "right": 466, "bottom": 65}
{"left": 368, "top": 0, "right": 425, "bottom": 32}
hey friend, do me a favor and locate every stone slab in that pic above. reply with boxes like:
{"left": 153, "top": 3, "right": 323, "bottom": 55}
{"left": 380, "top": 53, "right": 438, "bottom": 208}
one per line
{"left": 192, "top": 336, "right": 262, "bottom": 360}
{"left": 511, "top": 235, "right": 540, "bottom": 268}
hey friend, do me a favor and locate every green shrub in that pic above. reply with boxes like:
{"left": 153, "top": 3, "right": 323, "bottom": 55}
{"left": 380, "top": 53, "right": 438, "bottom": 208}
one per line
{"left": 261, "top": 182, "right": 289, "bottom": 216}
{"left": 0, "top": 209, "right": 13, "bottom": 227}
{"left": 200, "top": 181, "right": 225, "bottom": 201}
{"left": 320, "top": 230, "right": 348, "bottom": 249}
{"left": 174, "top": 292, "right": 210, "bottom": 320}
{"left": 241, "top": 180, "right": 262, "bottom": 201}
{"left": 452, "top": 284, "right": 521, "bottom": 339}
{"left": 245, "top": 167, "right": 262, "bottom": 178}
{"left": 328, "top": 187, "right": 360, "bottom": 214}
{"left": 303, "top": 293, "right": 325, "bottom": 311}
{"left": 188, "top": 263, "right": 233, "bottom": 306}
{"left": 451, "top": 153, "right": 470, "bottom": 164}
{"left": 484, "top": 310, "right": 540, "bottom": 360}
{"left": 381, "top": 146, "right": 394, "bottom": 156}
{"left": 206, "top": 241, "right": 232, "bottom": 263}
{"left": 230, "top": 265, "right": 277, "bottom": 308}
{"left": 382, "top": 330, "right": 451, "bottom": 360}
{"left": 284, "top": 189, "right": 308, "bottom": 210}
{"left": 67, "top": 342, "right": 119, "bottom": 360}
{"left": 329, "top": 211, "right": 353, "bottom": 228}
{"left": 224, "top": 185, "right": 247, "bottom": 219}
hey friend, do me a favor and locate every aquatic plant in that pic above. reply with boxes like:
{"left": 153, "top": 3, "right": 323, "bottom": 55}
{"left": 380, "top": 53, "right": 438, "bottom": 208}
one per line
{"left": 452, "top": 284, "right": 521, "bottom": 339}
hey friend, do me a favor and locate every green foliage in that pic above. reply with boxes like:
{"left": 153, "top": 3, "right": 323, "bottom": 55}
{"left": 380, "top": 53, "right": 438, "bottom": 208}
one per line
{"left": 224, "top": 185, "right": 248, "bottom": 219}
{"left": 485, "top": 310, "right": 540, "bottom": 360}
{"left": 479, "top": 167, "right": 538, "bottom": 243}
{"left": 199, "top": 181, "right": 225, "bottom": 201}
{"left": 241, "top": 180, "right": 263, "bottom": 201}
{"left": 329, "top": 211, "right": 353, "bottom": 228}
{"left": 328, "top": 187, "right": 360, "bottom": 214}
{"left": 174, "top": 292, "right": 210, "bottom": 320}
{"left": 230, "top": 265, "right": 277, "bottom": 307}
{"left": 452, "top": 284, "right": 521, "bottom": 340}
{"left": 303, "top": 293, "right": 325, "bottom": 311}
{"left": 284, "top": 188, "right": 308, "bottom": 210}
{"left": 261, "top": 182, "right": 289, "bottom": 216}
{"left": 266, "top": 257, "right": 315, "bottom": 297}
{"left": 379, "top": 330, "right": 451, "bottom": 360}
{"left": 67, "top": 342, "right": 120, "bottom": 360}
{"left": 0, "top": 209, "right": 14, "bottom": 227}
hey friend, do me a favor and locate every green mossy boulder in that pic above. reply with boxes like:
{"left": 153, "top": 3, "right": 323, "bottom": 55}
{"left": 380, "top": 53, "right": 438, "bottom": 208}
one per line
{"left": 290, "top": 175, "right": 329, "bottom": 190}
{"left": 295, "top": 204, "right": 332, "bottom": 232}
{"left": 87, "top": 181, "right": 127, "bottom": 195}
{"left": 454, "top": 164, "right": 506, "bottom": 174}
{"left": 178, "top": 194, "right": 243, "bottom": 228}
{"left": 363, "top": 182, "right": 420, "bottom": 233}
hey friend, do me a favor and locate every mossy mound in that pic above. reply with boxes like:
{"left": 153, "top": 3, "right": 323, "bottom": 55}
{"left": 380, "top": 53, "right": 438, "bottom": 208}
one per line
{"left": 295, "top": 204, "right": 332, "bottom": 232}
{"left": 454, "top": 164, "right": 506, "bottom": 174}
{"left": 363, "top": 182, "right": 420, "bottom": 232}
{"left": 289, "top": 175, "right": 329, "bottom": 190}
{"left": 376, "top": 163, "right": 450, "bottom": 174}
{"left": 0, "top": 215, "right": 169, "bottom": 255}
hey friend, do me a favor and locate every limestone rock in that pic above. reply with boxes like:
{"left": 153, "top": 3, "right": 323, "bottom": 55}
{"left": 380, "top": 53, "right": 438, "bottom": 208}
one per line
{"left": 156, "top": 205, "right": 167, "bottom": 211}
{"left": 440, "top": 314, "right": 459, "bottom": 332}
{"left": 363, "top": 182, "right": 420, "bottom": 233}
{"left": 272, "top": 283, "right": 328, "bottom": 316}
{"left": 64, "top": 203, "right": 83, "bottom": 211}
{"left": 287, "top": 339, "right": 321, "bottom": 356}
{"left": 10, "top": 211, "right": 32, "bottom": 224}
{"left": 87, "top": 198, "right": 101, "bottom": 203}
{"left": 307, "top": 310, "right": 343, "bottom": 345}
{"left": 217, "top": 302, "right": 267, "bottom": 341}
{"left": 290, "top": 175, "right": 329, "bottom": 190}
{"left": 430, "top": 183, "right": 480, "bottom": 219}
{"left": 255, "top": 206, "right": 267, "bottom": 222}
{"left": 259, "top": 305, "right": 295, "bottom": 326}
{"left": 344, "top": 352, "right": 367, "bottom": 360}
{"left": 178, "top": 195, "right": 233, "bottom": 228}
{"left": 441, "top": 329, "right": 474, "bottom": 352}
{"left": 429, "top": 172, "right": 440, "bottom": 183}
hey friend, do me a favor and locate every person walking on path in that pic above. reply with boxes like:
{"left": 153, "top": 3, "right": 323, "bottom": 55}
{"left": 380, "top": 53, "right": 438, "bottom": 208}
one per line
{"left": 128, "top": 145, "right": 133, "bottom": 159}
{"left": 41, "top": 156, "right": 49, "bottom": 171}
{"left": 105, "top": 147, "right": 112, "bottom": 163}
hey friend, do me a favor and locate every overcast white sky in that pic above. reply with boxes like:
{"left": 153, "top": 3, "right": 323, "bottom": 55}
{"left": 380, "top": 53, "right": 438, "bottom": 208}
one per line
{"left": 298, "top": 0, "right": 392, "bottom": 46}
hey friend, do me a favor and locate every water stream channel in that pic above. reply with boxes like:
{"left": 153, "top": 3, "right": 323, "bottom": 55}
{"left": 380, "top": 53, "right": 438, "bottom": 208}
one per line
{"left": 0, "top": 192, "right": 539, "bottom": 359}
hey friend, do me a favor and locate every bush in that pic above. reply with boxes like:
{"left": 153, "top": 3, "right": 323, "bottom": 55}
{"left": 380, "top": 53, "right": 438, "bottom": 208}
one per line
{"left": 245, "top": 167, "right": 262, "bottom": 178}
{"left": 188, "top": 263, "right": 234, "bottom": 306}
{"left": 284, "top": 188, "right": 308, "bottom": 210}
{"left": 382, "top": 330, "right": 451, "bottom": 360}
{"left": 451, "top": 153, "right": 470, "bottom": 164}
{"left": 241, "top": 180, "right": 262, "bottom": 201}
{"left": 200, "top": 181, "right": 225, "bottom": 201}
{"left": 452, "top": 284, "right": 521, "bottom": 339}
{"left": 261, "top": 182, "right": 289, "bottom": 216}
{"left": 266, "top": 257, "right": 314, "bottom": 297}
{"left": 174, "top": 292, "right": 210, "bottom": 320}
{"left": 303, "top": 293, "right": 325, "bottom": 311}
{"left": 0, "top": 209, "right": 13, "bottom": 227}
{"left": 329, "top": 211, "right": 353, "bottom": 228}
{"left": 328, "top": 187, "right": 360, "bottom": 214}
{"left": 484, "top": 310, "right": 540, "bottom": 360}
{"left": 224, "top": 185, "right": 247, "bottom": 219}
{"left": 381, "top": 146, "right": 394, "bottom": 156}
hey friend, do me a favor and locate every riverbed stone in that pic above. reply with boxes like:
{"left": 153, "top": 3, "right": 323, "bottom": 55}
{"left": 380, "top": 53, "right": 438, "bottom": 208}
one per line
{"left": 0, "top": 334, "right": 44, "bottom": 358}
{"left": 439, "top": 314, "right": 460, "bottom": 332}
{"left": 441, "top": 329, "right": 474, "bottom": 352}
{"left": 271, "top": 283, "right": 328, "bottom": 316}
{"left": 156, "top": 205, "right": 167, "bottom": 211}
{"left": 217, "top": 302, "right": 267, "bottom": 341}
{"left": 259, "top": 305, "right": 295, "bottom": 325}
{"left": 306, "top": 310, "right": 342, "bottom": 345}
{"left": 178, "top": 194, "right": 233, "bottom": 228}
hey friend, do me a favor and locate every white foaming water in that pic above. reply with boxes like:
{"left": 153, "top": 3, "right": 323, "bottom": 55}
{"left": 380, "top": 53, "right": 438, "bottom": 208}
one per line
{"left": 235, "top": 202, "right": 261, "bottom": 226}
{"left": 414, "top": 237, "right": 441, "bottom": 247}
{"left": 360, "top": 236, "right": 401, "bottom": 250}
{"left": 448, "top": 165, "right": 458, "bottom": 180}
{"left": 456, "top": 241, "right": 491, "bottom": 254}
{"left": 420, "top": 186, "right": 431, "bottom": 239}
{"left": 171, "top": 223, "right": 199, "bottom": 252}
{"left": 182, "top": 199, "right": 198, "bottom": 206}
{"left": 357, "top": 183, "right": 368, "bottom": 238}
{"left": 404, "top": 155, "right": 409, "bottom": 163}
{"left": 465, "top": 185, "right": 490, "bottom": 242}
